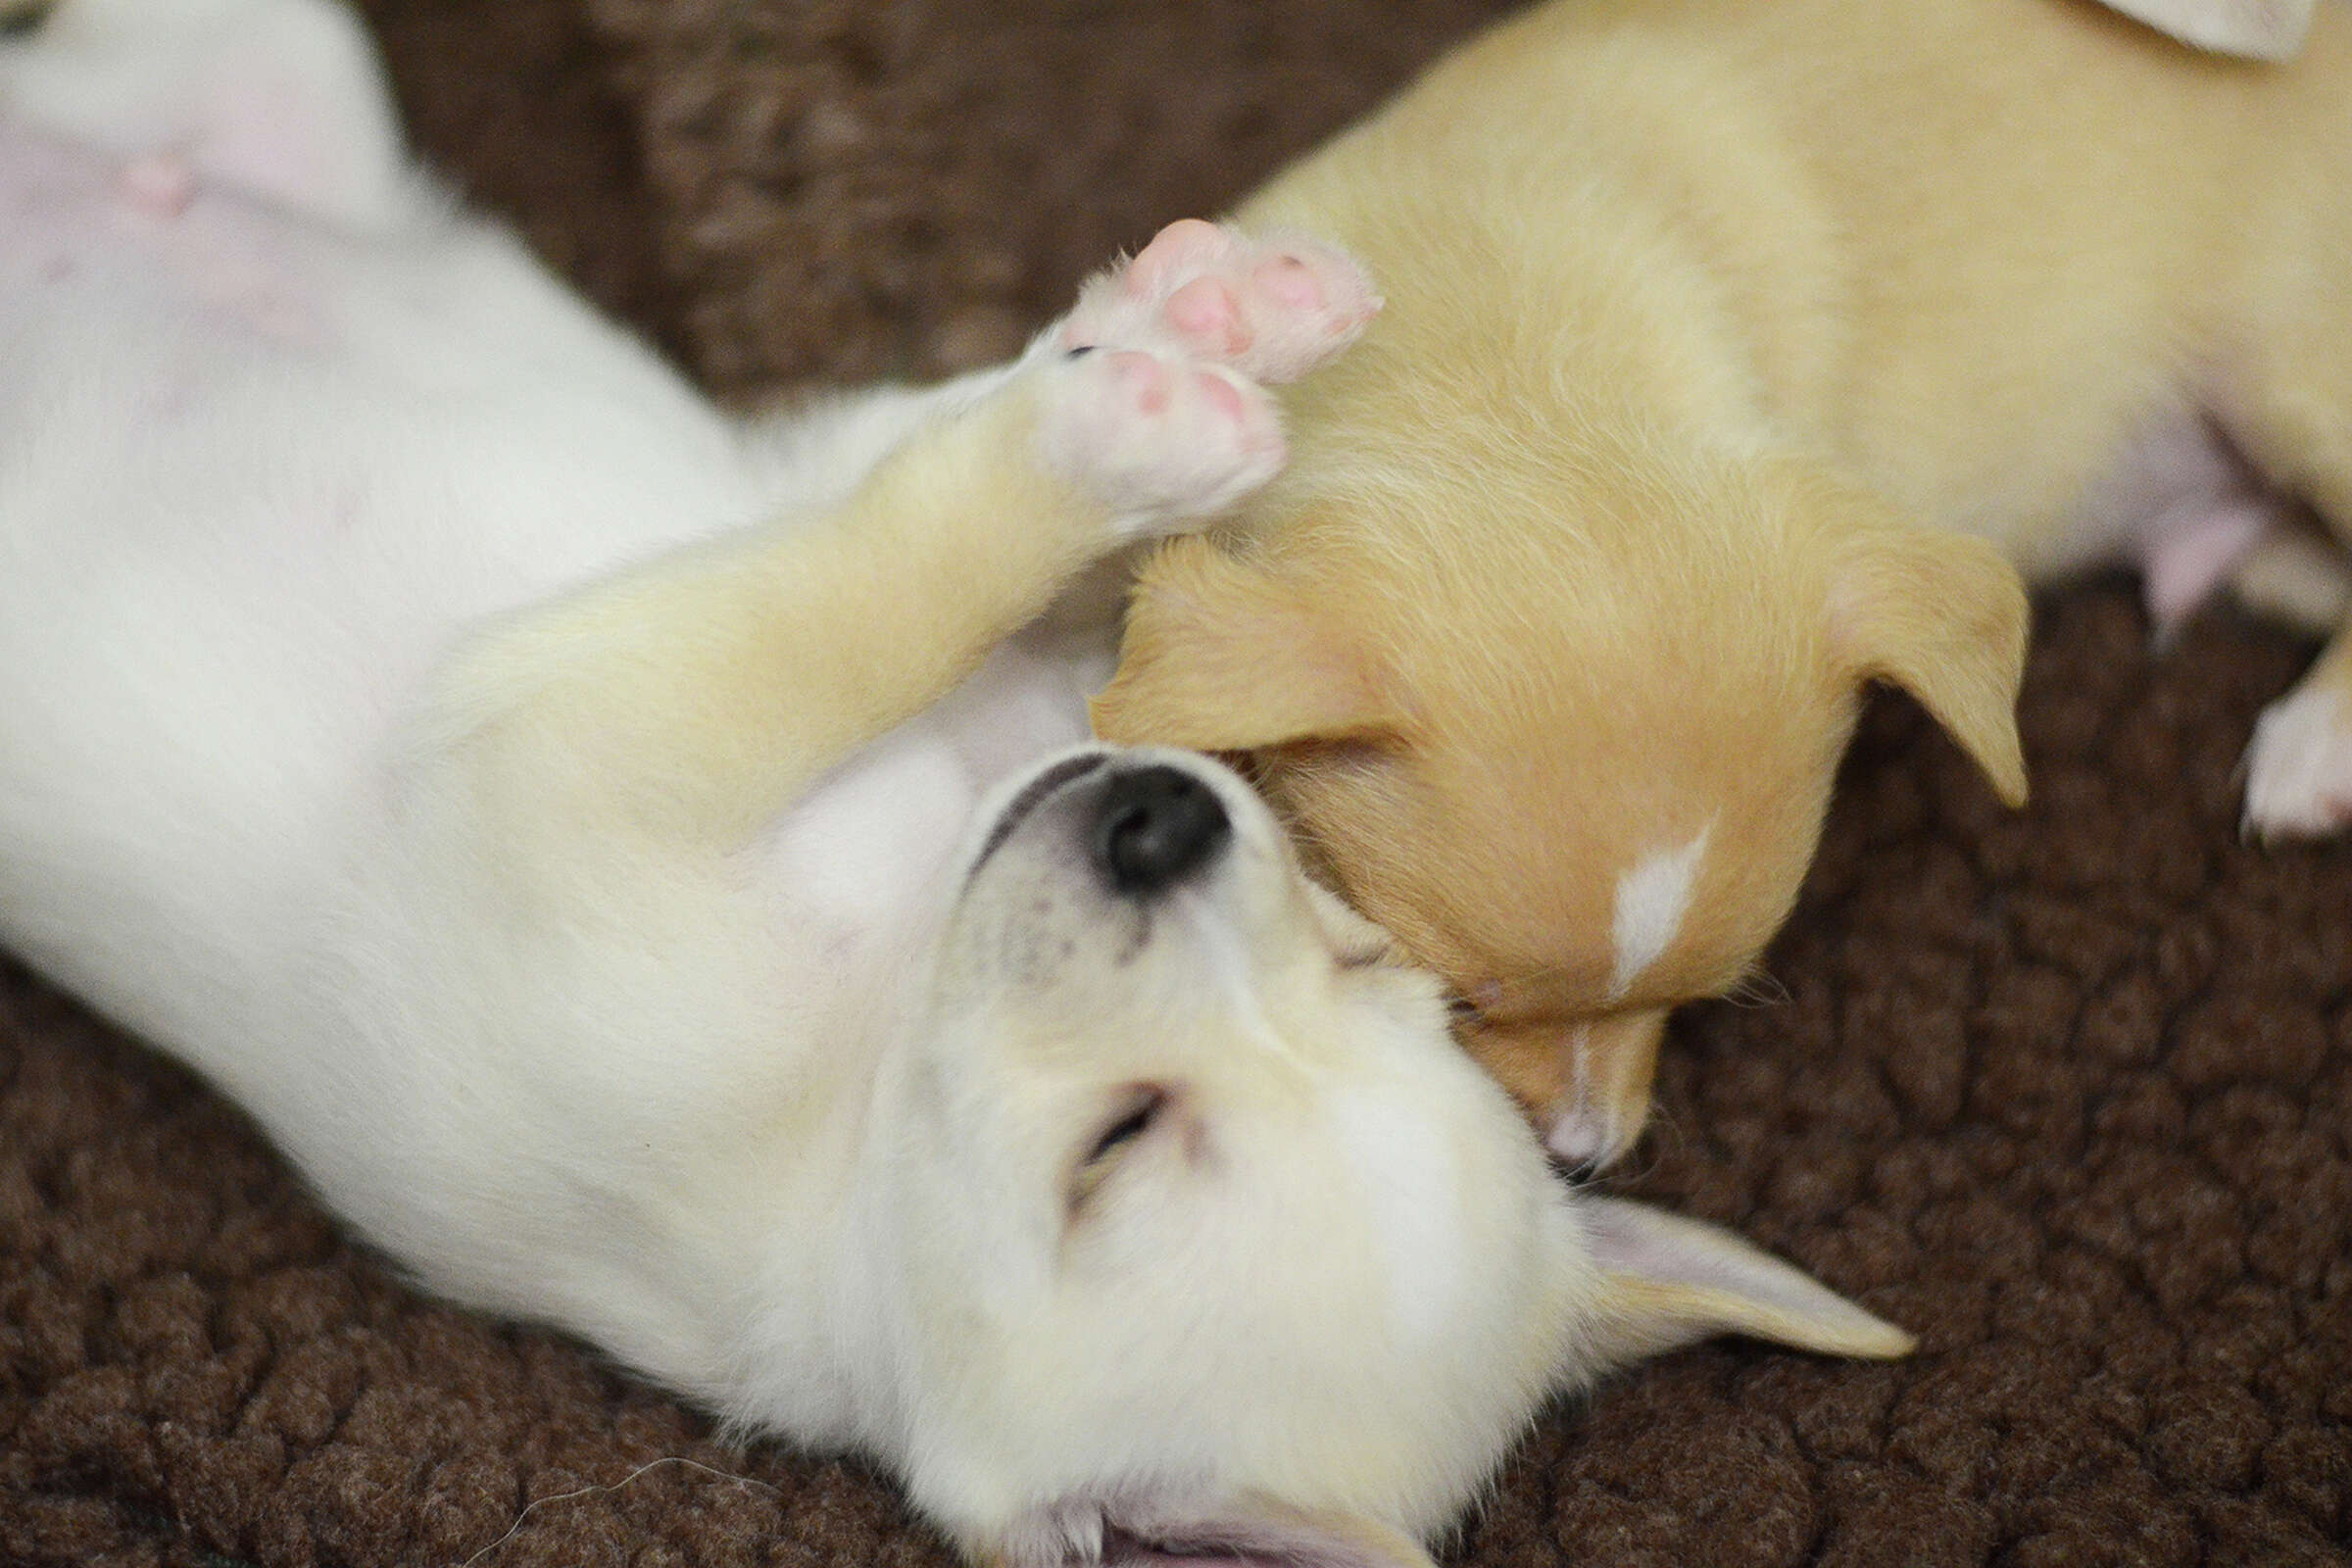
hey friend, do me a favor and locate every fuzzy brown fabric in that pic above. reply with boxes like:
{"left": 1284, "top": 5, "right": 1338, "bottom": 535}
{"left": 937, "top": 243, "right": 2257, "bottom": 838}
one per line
{"left": 4, "top": 3, "right": 2349, "bottom": 1565}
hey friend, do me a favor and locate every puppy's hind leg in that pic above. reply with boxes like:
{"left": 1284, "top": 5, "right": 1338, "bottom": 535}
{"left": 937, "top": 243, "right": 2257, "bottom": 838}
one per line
{"left": 0, "top": 0, "right": 414, "bottom": 228}
{"left": 2242, "top": 633, "right": 2352, "bottom": 838}
{"left": 2207, "top": 77, "right": 2352, "bottom": 839}
{"left": 2229, "top": 475, "right": 2352, "bottom": 839}
{"left": 2222, "top": 353, "right": 2352, "bottom": 839}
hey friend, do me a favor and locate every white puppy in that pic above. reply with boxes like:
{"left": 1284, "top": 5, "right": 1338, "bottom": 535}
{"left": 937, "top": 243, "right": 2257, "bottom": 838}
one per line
{"left": 0, "top": 2, "right": 1908, "bottom": 1563}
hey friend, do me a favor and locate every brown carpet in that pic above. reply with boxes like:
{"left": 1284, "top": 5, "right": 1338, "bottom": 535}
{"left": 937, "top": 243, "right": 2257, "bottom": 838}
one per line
{"left": 4, "top": 2, "right": 2348, "bottom": 1564}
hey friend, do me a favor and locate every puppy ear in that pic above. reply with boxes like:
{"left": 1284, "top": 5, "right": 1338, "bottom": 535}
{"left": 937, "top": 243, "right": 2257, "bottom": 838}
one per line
{"left": 1823, "top": 504, "right": 2031, "bottom": 808}
{"left": 1577, "top": 1197, "right": 1915, "bottom": 1366}
{"left": 2097, "top": 0, "right": 2315, "bottom": 60}
{"left": 1093, "top": 535, "right": 1396, "bottom": 751}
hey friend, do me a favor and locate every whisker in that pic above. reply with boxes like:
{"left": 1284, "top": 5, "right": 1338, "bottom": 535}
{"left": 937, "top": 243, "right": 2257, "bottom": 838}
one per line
{"left": 1723, "top": 968, "right": 1790, "bottom": 1008}
{"left": 459, "top": 1455, "right": 783, "bottom": 1567}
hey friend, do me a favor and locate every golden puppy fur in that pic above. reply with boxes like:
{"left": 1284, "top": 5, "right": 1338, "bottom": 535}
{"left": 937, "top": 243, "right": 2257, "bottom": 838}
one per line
{"left": 1096, "top": 0, "right": 2352, "bottom": 1164}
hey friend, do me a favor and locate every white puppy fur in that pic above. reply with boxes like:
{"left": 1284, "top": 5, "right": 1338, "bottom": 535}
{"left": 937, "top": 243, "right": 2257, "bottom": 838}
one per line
{"left": 0, "top": 3, "right": 1910, "bottom": 1563}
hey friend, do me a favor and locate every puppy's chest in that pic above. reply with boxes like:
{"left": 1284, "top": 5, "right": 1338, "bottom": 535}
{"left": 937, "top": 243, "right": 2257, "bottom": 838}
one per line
{"left": 750, "top": 646, "right": 1098, "bottom": 986}
{"left": 0, "top": 125, "right": 331, "bottom": 346}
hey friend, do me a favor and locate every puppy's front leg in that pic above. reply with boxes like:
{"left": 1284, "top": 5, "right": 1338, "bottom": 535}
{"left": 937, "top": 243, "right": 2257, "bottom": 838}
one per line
{"left": 426, "top": 342, "right": 1284, "bottom": 856}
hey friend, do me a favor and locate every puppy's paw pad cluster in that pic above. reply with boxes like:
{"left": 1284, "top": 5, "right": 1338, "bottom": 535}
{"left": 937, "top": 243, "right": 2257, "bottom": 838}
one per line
{"left": 1037, "top": 345, "right": 1284, "bottom": 536}
{"left": 1063, "top": 219, "right": 1381, "bottom": 385}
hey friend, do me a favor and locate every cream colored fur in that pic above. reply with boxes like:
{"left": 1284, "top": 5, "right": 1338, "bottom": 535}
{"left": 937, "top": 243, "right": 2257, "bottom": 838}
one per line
{"left": 1097, "top": 0, "right": 2352, "bottom": 1168}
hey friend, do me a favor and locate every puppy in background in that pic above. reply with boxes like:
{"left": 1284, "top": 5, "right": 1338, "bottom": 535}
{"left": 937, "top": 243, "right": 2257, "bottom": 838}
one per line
{"left": 0, "top": 2, "right": 1916, "bottom": 1564}
{"left": 1097, "top": 0, "right": 2352, "bottom": 1169}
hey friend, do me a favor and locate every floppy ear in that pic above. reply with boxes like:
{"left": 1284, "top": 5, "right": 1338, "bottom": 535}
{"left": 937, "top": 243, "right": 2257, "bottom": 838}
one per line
{"left": 2096, "top": 0, "right": 2314, "bottom": 60}
{"left": 1577, "top": 1197, "right": 1916, "bottom": 1366}
{"left": 1092, "top": 535, "right": 1396, "bottom": 752}
{"left": 1823, "top": 503, "right": 2031, "bottom": 808}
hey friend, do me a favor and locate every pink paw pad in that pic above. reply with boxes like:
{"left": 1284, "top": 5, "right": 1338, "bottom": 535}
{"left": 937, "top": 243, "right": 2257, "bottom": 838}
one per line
{"left": 1121, "top": 217, "right": 1228, "bottom": 299}
{"left": 1092, "top": 348, "right": 1265, "bottom": 450}
{"left": 1064, "top": 219, "right": 1380, "bottom": 385}
{"left": 1040, "top": 346, "right": 1285, "bottom": 537}
{"left": 1164, "top": 276, "right": 1245, "bottom": 358}
{"left": 1105, "top": 349, "right": 1171, "bottom": 416}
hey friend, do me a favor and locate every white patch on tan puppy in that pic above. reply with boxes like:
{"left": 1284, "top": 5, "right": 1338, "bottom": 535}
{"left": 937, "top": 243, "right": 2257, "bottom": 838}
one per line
{"left": 1608, "top": 823, "right": 1712, "bottom": 1003}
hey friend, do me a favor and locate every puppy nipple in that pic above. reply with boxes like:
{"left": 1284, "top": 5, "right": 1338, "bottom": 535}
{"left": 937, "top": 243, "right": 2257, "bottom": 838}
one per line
{"left": 118, "top": 153, "right": 197, "bottom": 220}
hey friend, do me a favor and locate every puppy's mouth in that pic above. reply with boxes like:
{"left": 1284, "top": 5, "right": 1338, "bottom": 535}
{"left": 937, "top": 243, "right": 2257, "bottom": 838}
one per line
{"left": 967, "top": 750, "right": 1111, "bottom": 880}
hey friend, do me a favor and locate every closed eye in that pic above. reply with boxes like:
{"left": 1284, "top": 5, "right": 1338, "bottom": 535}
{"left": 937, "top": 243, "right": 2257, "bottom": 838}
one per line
{"left": 1069, "top": 1084, "right": 1167, "bottom": 1211}
{"left": 1446, "top": 977, "right": 1513, "bottom": 1027}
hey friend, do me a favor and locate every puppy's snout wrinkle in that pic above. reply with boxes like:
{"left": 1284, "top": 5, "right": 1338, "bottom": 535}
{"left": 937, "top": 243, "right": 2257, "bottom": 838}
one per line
{"left": 1091, "top": 764, "right": 1231, "bottom": 894}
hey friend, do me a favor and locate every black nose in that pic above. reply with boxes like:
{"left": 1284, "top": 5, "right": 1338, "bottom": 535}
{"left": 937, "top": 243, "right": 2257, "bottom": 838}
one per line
{"left": 1091, "top": 765, "right": 1232, "bottom": 895}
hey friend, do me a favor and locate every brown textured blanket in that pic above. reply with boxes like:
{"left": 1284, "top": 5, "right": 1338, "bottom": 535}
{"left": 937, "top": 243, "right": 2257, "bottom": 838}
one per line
{"left": 4, "top": 2, "right": 2348, "bottom": 1563}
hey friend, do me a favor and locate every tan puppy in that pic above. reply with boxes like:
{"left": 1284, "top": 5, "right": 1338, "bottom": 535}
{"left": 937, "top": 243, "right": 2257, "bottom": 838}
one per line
{"left": 1096, "top": 0, "right": 2352, "bottom": 1167}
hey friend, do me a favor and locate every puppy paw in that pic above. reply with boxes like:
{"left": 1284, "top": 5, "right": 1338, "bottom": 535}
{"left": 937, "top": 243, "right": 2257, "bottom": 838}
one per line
{"left": 1036, "top": 344, "right": 1285, "bottom": 537}
{"left": 2242, "top": 680, "right": 2352, "bottom": 840}
{"left": 1060, "top": 219, "right": 1381, "bottom": 385}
